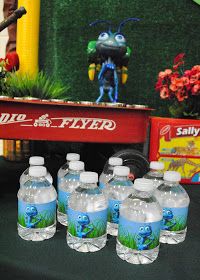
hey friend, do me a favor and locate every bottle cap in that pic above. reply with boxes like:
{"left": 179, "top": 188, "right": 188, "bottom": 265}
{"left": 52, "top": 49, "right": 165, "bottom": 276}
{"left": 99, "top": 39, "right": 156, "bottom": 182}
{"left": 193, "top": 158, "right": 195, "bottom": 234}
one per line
{"left": 69, "top": 161, "right": 85, "bottom": 171}
{"left": 134, "top": 178, "right": 154, "bottom": 192}
{"left": 29, "top": 156, "right": 44, "bottom": 166}
{"left": 164, "top": 171, "right": 181, "bottom": 182}
{"left": 109, "top": 157, "right": 123, "bottom": 166}
{"left": 113, "top": 166, "right": 130, "bottom": 176}
{"left": 29, "top": 166, "right": 47, "bottom": 177}
{"left": 150, "top": 161, "right": 164, "bottom": 170}
{"left": 66, "top": 153, "right": 80, "bottom": 161}
{"left": 80, "top": 172, "right": 98, "bottom": 183}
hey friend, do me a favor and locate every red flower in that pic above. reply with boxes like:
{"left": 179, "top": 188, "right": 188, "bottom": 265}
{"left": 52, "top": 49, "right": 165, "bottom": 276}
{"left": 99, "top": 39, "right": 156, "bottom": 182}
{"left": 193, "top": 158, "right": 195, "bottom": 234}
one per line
{"left": 4, "top": 52, "right": 19, "bottom": 72}
{"left": 173, "top": 53, "right": 185, "bottom": 65}
{"left": 160, "top": 86, "right": 170, "bottom": 99}
{"left": 155, "top": 54, "right": 200, "bottom": 105}
{"left": 176, "top": 89, "right": 188, "bottom": 102}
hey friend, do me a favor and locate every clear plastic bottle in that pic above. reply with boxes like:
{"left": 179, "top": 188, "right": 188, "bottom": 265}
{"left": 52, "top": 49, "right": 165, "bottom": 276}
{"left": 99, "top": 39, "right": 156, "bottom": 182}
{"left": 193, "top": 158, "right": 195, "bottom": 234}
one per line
{"left": 20, "top": 156, "right": 53, "bottom": 186}
{"left": 17, "top": 166, "right": 57, "bottom": 241}
{"left": 57, "top": 153, "right": 80, "bottom": 186}
{"left": 99, "top": 157, "right": 123, "bottom": 189}
{"left": 116, "top": 178, "right": 162, "bottom": 264}
{"left": 57, "top": 160, "right": 85, "bottom": 226}
{"left": 143, "top": 161, "right": 164, "bottom": 189}
{"left": 104, "top": 166, "right": 134, "bottom": 236}
{"left": 67, "top": 172, "right": 108, "bottom": 253}
{"left": 154, "top": 171, "right": 190, "bottom": 244}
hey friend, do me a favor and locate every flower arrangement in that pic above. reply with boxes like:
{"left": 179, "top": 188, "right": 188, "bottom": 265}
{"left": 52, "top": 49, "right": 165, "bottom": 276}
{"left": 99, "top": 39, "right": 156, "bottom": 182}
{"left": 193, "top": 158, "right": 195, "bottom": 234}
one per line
{"left": 155, "top": 53, "right": 200, "bottom": 118}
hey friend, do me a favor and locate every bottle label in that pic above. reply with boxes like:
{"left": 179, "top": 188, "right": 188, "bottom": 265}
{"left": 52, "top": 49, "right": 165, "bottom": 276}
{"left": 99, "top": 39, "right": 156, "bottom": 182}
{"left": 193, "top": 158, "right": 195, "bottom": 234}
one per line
{"left": 18, "top": 200, "right": 56, "bottom": 229}
{"left": 68, "top": 208, "right": 107, "bottom": 238}
{"left": 58, "top": 189, "right": 70, "bottom": 214}
{"left": 108, "top": 199, "right": 122, "bottom": 224}
{"left": 162, "top": 207, "right": 188, "bottom": 231}
{"left": 118, "top": 216, "right": 161, "bottom": 250}
{"left": 99, "top": 182, "right": 105, "bottom": 189}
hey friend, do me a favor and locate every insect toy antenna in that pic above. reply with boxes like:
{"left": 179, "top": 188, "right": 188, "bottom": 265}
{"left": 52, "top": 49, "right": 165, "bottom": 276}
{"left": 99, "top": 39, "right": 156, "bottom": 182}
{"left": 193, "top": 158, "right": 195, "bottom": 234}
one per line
{"left": 89, "top": 20, "right": 112, "bottom": 32}
{"left": 118, "top": 17, "right": 141, "bottom": 33}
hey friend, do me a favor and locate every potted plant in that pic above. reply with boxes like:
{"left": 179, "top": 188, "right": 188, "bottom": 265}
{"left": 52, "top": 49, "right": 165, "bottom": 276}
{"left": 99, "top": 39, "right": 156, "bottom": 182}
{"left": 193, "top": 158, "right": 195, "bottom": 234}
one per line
{"left": 149, "top": 54, "right": 200, "bottom": 184}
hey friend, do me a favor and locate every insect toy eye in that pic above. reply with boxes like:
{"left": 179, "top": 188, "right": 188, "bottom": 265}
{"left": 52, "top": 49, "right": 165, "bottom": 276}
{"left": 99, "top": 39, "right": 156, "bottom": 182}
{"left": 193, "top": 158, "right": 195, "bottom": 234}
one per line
{"left": 140, "top": 227, "right": 144, "bottom": 231}
{"left": 145, "top": 226, "right": 150, "bottom": 231}
{"left": 115, "top": 34, "right": 126, "bottom": 43}
{"left": 98, "top": 32, "right": 109, "bottom": 40}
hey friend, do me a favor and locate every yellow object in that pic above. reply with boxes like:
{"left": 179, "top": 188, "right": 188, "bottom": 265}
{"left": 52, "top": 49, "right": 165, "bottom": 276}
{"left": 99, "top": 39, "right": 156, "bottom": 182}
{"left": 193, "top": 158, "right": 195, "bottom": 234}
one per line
{"left": 17, "top": 0, "right": 40, "bottom": 75}
{"left": 159, "top": 135, "right": 200, "bottom": 180}
{"left": 121, "top": 66, "right": 128, "bottom": 84}
{"left": 88, "top": 63, "right": 96, "bottom": 81}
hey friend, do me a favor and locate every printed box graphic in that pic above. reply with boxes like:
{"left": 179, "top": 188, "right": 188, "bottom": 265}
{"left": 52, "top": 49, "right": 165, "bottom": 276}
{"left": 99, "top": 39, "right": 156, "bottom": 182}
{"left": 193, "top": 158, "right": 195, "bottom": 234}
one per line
{"left": 149, "top": 117, "right": 200, "bottom": 184}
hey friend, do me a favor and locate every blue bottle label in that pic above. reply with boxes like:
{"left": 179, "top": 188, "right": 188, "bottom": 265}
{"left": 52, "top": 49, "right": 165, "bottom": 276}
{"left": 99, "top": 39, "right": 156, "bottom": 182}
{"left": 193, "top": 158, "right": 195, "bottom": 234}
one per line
{"left": 118, "top": 217, "right": 161, "bottom": 250}
{"left": 99, "top": 182, "right": 105, "bottom": 190}
{"left": 68, "top": 208, "right": 107, "bottom": 238}
{"left": 162, "top": 207, "right": 188, "bottom": 231}
{"left": 18, "top": 200, "right": 56, "bottom": 228}
{"left": 108, "top": 199, "right": 122, "bottom": 224}
{"left": 58, "top": 189, "right": 70, "bottom": 214}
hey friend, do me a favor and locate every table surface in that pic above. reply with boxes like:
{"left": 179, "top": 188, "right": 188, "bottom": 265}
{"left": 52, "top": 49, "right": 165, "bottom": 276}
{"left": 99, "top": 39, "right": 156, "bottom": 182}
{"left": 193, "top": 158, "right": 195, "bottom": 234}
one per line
{"left": 0, "top": 158, "right": 200, "bottom": 280}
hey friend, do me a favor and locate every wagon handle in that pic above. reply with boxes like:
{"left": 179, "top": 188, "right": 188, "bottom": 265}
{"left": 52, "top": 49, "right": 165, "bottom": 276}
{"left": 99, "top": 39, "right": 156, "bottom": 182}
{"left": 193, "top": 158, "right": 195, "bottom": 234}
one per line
{"left": 0, "top": 7, "right": 27, "bottom": 32}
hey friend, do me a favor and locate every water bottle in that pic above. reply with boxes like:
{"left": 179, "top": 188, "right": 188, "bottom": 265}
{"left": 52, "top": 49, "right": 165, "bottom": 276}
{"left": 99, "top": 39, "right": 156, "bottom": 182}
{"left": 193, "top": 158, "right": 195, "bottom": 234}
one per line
{"left": 143, "top": 161, "right": 164, "bottom": 189}
{"left": 57, "top": 160, "right": 85, "bottom": 226}
{"left": 67, "top": 172, "right": 108, "bottom": 252}
{"left": 57, "top": 153, "right": 80, "bottom": 186}
{"left": 154, "top": 171, "right": 190, "bottom": 244}
{"left": 17, "top": 166, "right": 57, "bottom": 241}
{"left": 99, "top": 157, "right": 123, "bottom": 189}
{"left": 104, "top": 166, "right": 134, "bottom": 236}
{"left": 20, "top": 156, "right": 53, "bottom": 186}
{"left": 116, "top": 178, "right": 162, "bottom": 264}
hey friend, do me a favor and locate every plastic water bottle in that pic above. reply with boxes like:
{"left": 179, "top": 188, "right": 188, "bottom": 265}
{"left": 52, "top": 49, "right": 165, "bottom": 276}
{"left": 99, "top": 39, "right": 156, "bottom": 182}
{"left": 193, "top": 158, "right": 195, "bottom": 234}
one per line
{"left": 57, "top": 160, "right": 85, "bottom": 226}
{"left": 104, "top": 166, "right": 134, "bottom": 236}
{"left": 154, "top": 171, "right": 190, "bottom": 244}
{"left": 17, "top": 166, "right": 57, "bottom": 241}
{"left": 116, "top": 178, "right": 162, "bottom": 264}
{"left": 20, "top": 156, "right": 53, "bottom": 186}
{"left": 143, "top": 161, "right": 164, "bottom": 189}
{"left": 57, "top": 153, "right": 80, "bottom": 186}
{"left": 99, "top": 157, "right": 123, "bottom": 189}
{"left": 67, "top": 172, "right": 108, "bottom": 252}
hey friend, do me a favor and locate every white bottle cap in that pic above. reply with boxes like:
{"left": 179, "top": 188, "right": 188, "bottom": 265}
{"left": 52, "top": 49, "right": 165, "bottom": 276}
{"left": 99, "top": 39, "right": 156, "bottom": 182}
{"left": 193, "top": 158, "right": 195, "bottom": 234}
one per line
{"left": 109, "top": 157, "right": 123, "bottom": 166}
{"left": 113, "top": 166, "right": 130, "bottom": 176}
{"left": 29, "top": 156, "right": 44, "bottom": 166}
{"left": 134, "top": 178, "right": 154, "bottom": 192}
{"left": 164, "top": 171, "right": 181, "bottom": 182}
{"left": 66, "top": 153, "right": 80, "bottom": 161}
{"left": 80, "top": 172, "right": 98, "bottom": 183}
{"left": 150, "top": 161, "right": 164, "bottom": 170}
{"left": 29, "top": 166, "right": 47, "bottom": 177}
{"left": 69, "top": 161, "right": 85, "bottom": 171}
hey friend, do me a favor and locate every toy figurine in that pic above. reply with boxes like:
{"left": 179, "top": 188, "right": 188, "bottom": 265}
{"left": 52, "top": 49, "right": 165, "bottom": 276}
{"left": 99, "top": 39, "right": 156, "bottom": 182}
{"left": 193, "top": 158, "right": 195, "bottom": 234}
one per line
{"left": 87, "top": 18, "right": 140, "bottom": 103}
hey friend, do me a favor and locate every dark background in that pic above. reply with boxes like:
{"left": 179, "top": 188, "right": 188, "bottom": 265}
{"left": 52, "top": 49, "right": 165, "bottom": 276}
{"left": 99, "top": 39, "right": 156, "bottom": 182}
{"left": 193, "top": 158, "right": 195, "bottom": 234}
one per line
{"left": 39, "top": 0, "right": 200, "bottom": 116}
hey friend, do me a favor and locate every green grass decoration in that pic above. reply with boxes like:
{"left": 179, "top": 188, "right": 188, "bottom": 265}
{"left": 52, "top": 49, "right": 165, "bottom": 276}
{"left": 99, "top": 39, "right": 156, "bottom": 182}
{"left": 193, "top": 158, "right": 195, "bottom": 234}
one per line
{"left": 68, "top": 220, "right": 106, "bottom": 238}
{"left": 58, "top": 202, "right": 66, "bottom": 214}
{"left": 3, "top": 72, "right": 70, "bottom": 100}
{"left": 18, "top": 211, "right": 55, "bottom": 228}
{"left": 118, "top": 225, "right": 160, "bottom": 250}
{"left": 167, "top": 217, "right": 187, "bottom": 231}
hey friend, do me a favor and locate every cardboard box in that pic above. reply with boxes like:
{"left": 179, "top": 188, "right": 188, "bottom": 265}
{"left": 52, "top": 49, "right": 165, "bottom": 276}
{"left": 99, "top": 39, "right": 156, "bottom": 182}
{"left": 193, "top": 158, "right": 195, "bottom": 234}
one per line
{"left": 149, "top": 117, "right": 200, "bottom": 184}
